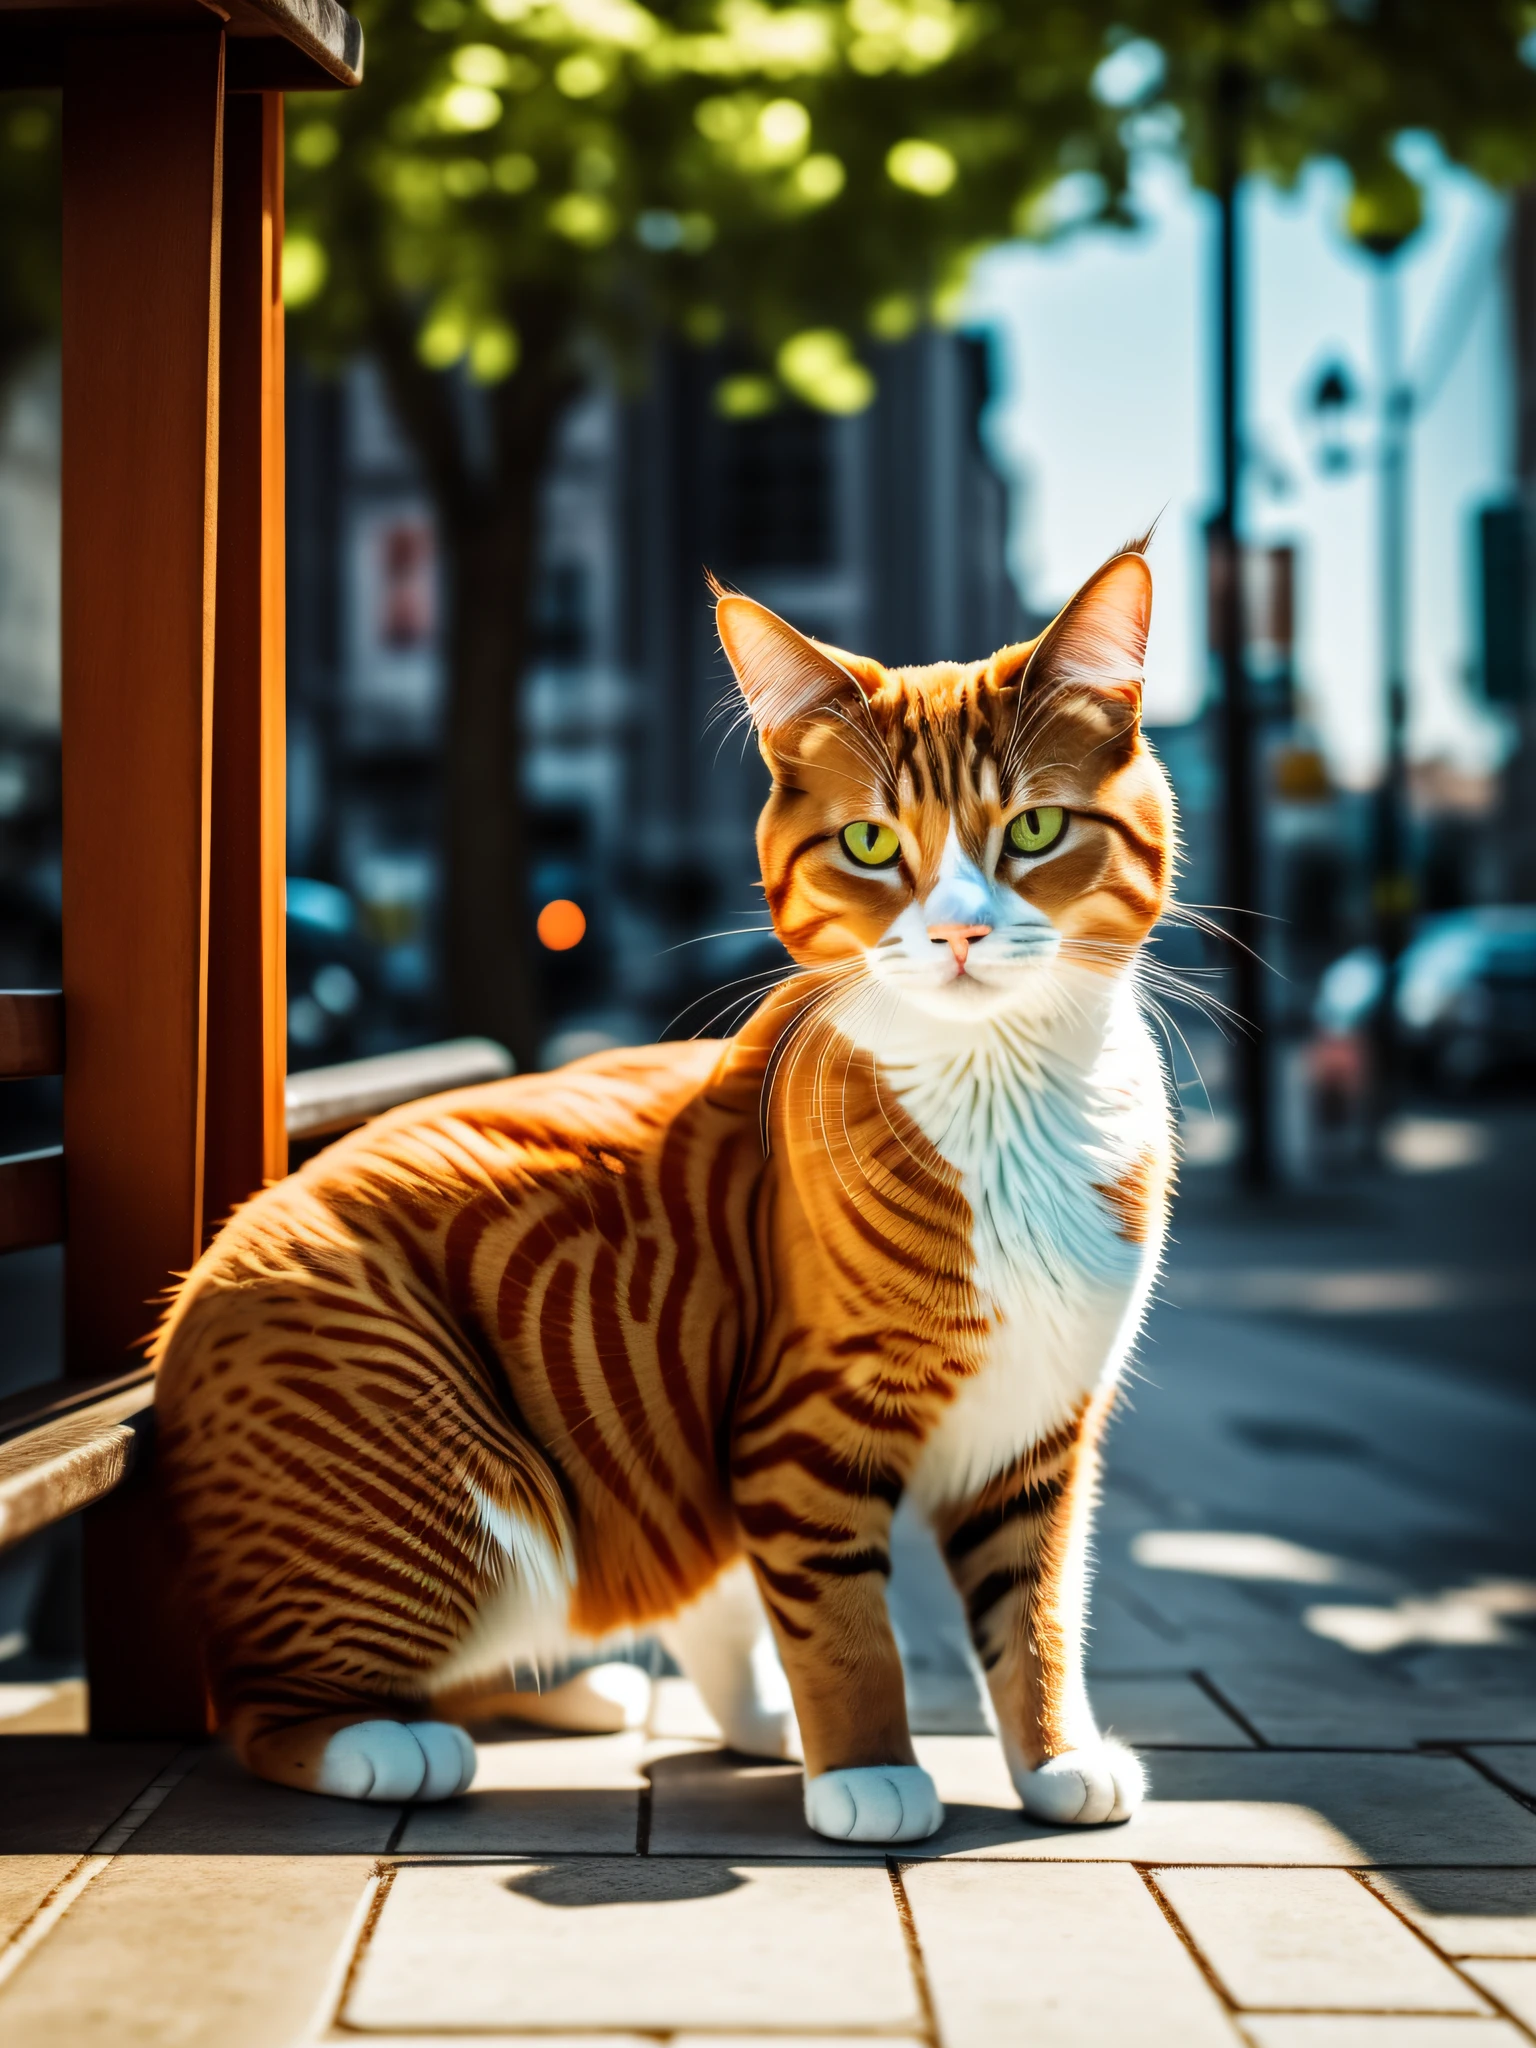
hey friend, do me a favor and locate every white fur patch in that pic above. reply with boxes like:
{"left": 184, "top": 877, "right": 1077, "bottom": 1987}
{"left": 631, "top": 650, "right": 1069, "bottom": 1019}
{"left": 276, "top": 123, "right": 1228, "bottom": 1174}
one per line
{"left": 842, "top": 968, "right": 1168, "bottom": 1509}
{"left": 430, "top": 1485, "right": 578, "bottom": 1691}
{"left": 659, "top": 1559, "right": 800, "bottom": 1760}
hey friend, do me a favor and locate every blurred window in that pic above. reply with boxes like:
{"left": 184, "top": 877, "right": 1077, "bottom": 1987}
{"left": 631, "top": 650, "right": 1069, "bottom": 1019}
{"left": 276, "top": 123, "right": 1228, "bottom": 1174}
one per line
{"left": 533, "top": 562, "right": 591, "bottom": 664}
{"left": 377, "top": 517, "right": 434, "bottom": 651}
{"left": 721, "top": 408, "right": 833, "bottom": 570}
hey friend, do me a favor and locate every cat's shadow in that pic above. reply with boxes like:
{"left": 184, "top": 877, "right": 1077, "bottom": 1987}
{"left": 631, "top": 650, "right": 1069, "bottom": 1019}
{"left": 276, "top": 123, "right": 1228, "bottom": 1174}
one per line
{"left": 505, "top": 1861, "right": 748, "bottom": 1908}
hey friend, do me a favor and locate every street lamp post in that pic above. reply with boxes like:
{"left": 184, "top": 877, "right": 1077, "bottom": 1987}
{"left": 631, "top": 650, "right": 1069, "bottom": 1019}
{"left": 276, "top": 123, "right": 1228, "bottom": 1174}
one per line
{"left": 1368, "top": 245, "right": 1415, "bottom": 1121}
{"left": 1212, "top": 50, "right": 1272, "bottom": 1190}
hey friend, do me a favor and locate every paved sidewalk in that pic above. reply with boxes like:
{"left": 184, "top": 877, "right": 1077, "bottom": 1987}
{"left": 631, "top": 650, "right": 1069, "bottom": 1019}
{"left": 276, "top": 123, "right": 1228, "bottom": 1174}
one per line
{"left": 4, "top": 1260, "right": 1536, "bottom": 2044}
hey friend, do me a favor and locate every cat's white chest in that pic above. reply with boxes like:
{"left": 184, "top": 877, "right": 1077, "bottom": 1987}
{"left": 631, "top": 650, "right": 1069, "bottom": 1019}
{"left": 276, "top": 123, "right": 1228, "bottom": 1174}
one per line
{"left": 862, "top": 992, "right": 1167, "bottom": 1509}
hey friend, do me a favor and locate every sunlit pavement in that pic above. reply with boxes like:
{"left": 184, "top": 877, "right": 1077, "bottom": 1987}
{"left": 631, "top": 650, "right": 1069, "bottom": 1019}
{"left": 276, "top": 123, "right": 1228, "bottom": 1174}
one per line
{"left": 2, "top": 1108, "right": 1536, "bottom": 2044}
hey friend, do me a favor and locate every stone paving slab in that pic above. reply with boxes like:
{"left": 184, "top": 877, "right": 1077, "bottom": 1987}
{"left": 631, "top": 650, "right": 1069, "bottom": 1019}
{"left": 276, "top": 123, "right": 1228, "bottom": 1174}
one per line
{"left": 649, "top": 1740, "right": 1536, "bottom": 1865}
{"left": 1461, "top": 1961, "right": 1536, "bottom": 2032}
{"left": 1469, "top": 1748, "right": 1536, "bottom": 1804}
{"left": 125, "top": 1744, "right": 399, "bottom": 1855}
{"left": 1204, "top": 1670, "right": 1536, "bottom": 1749}
{"left": 322, "top": 2037, "right": 923, "bottom": 2048}
{"left": 1243, "top": 2020, "right": 1528, "bottom": 2047}
{"left": 342, "top": 1860, "right": 921, "bottom": 2034}
{"left": 0, "top": 1736, "right": 178, "bottom": 1853}
{"left": 0, "top": 1682, "right": 88, "bottom": 1735}
{"left": 901, "top": 1859, "right": 1239, "bottom": 2046}
{"left": 1154, "top": 1866, "right": 1487, "bottom": 2012}
{"left": 400, "top": 1731, "right": 654, "bottom": 1855}
{"left": 0, "top": 1735, "right": 180, "bottom": 1941}
{"left": 0, "top": 1855, "right": 79, "bottom": 1948}
{"left": 1370, "top": 1871, "right": 1536, "bottom": 1958}
{"left": 0, "top": 1854, "right": 375, "bottom": 2048}
{"left": 1091, "top": 1674, "right": 1255, "bottom": 1746}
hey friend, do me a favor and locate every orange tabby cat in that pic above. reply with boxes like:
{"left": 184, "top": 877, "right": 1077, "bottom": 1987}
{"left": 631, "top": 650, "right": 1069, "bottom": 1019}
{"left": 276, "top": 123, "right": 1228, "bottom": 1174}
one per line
{"left": 155, "top": 543, "right": 1174, "bottom": 1843}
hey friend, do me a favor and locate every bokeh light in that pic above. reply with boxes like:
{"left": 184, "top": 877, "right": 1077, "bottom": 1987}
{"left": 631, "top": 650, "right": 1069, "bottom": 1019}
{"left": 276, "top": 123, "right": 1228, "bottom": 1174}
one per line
{"left": 537, "top": 899, "right": 587, "bottom": 951}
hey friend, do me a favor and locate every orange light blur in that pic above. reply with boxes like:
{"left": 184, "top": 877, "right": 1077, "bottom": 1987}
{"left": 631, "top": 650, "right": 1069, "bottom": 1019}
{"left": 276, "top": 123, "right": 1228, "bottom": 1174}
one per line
{"left": 536, "top": 899, "right": 587, "bottom": 952}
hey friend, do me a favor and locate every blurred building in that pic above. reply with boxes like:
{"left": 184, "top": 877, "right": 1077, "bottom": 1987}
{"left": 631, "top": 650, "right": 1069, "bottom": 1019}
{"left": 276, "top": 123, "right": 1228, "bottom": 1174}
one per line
{"left": 287, "top": 329, "right": 1030, "bottom": 1062}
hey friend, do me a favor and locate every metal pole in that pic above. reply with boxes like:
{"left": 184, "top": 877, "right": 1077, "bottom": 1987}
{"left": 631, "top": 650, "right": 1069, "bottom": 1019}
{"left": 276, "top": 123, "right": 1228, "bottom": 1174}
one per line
{"left": 1371, "top": 251, "right": 1412, "bottom": 1126}
{"left": 1213, "top": 56, "right": 1271, "bottom": 1188}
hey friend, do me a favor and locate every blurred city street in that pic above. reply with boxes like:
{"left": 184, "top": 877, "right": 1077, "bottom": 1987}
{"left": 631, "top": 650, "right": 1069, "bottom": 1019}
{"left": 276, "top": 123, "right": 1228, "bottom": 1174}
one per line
{"left": 5, "top": 0, "right": 1536, "bottom": 2038}
{"left": 4, "top": 1101, "right": 1536, "bottom": 2043}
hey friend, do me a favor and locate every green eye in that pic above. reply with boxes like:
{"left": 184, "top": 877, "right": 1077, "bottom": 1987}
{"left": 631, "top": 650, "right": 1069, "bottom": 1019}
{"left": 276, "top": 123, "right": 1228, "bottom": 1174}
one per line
{"left": 840, "top": 821, "right": 902, "bottom": 869}
{"left": 1006, "top": 806, "right": 1066, "bottom": 857}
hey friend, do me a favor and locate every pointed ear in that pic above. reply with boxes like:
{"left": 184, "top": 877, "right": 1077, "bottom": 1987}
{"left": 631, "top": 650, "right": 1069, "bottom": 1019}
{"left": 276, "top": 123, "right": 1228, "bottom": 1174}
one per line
{"left": 715, "top": 591, "right": 873, "bottom": 737}
{"left": 1023, "top": 549, "right": 1152, "bottom": 705}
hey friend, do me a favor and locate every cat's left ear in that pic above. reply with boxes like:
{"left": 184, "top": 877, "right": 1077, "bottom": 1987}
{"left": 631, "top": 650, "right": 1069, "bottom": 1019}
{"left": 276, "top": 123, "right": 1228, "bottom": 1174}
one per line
{"left": 1015, "top": 549, "right": 1152, "bottom": 707}
{"left": 715, "top": 588, "right": 877, "bottom": 739}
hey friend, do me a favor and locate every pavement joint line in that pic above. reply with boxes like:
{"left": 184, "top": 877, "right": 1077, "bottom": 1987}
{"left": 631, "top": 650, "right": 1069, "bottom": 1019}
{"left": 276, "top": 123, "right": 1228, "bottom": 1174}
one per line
{"left": 375, "top": 1853, "right": 1536, "bottom": 1871}
{"left": 0, "top": 1741, "right": 203, "bottom": 1995}
{"left": 1352, "top": 1868, "right": 1536, "bottom": 2044}
{"left": 1451, "top": 1747, "right": 1536, "bottom": 1820}
{"left": 1190, "top": 1671, "right": 1269, "bottom": 1746}
{"left": 326, "top": 1861, "right": 397, "bottom": 2037}
{"left": 1133, "top": 1865, "right": 1246, "bottom": 2030}
{"left": 886, "top": 1860, "right": 941, "bottom": 2048}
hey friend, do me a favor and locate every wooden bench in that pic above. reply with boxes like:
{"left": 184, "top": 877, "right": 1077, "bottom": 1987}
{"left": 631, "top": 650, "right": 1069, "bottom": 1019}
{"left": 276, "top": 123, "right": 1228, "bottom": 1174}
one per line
{"left": 0, "top": 0, "right": 367, "bottom": 1735}
{"left": 0, "top": 1027, "right": 510, "bottom": 1692}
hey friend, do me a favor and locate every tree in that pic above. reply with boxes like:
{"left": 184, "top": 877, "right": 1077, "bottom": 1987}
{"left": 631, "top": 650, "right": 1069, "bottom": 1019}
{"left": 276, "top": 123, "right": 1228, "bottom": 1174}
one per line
{"left": 8, "top": 2, "right": 1536, "bottom": 1073}
{"left": 282, "top": 0, "right": 1128, "bottom": 1067}
{"left": 0, "top": 94, "right": 60, "bottom": 390}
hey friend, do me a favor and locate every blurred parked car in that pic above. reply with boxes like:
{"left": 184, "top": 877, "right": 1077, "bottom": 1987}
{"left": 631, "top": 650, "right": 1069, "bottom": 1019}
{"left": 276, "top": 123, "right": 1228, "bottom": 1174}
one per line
{"left": 1314, "top": 907, "right": 1536, "bottom": 1090}
{"left": 286, "top": 876, "right": 374, "bottom": 1069}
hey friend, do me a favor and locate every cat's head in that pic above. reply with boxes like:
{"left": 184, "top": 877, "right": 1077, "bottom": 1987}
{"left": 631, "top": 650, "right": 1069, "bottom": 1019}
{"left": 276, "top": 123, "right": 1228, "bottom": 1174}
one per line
{"left": 716, "top": 545, "right": 1175, "bottom": 1025}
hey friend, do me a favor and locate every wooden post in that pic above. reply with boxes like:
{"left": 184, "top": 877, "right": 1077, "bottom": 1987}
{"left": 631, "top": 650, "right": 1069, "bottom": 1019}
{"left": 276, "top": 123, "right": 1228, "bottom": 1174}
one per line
{"left": 205, "top": 93, "right": 287, "bottom": 1237}
{"left": 62, "top": 29, "right": 227, "bottom": 1735}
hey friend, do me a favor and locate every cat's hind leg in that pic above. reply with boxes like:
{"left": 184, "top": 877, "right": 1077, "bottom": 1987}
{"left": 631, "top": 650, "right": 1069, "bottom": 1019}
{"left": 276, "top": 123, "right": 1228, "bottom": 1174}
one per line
{"left": 231, "top": 1708, "right": 478, "bottom": 1802}
{"left": 658, "top": 1558, "right": 801, "bottom": 1760}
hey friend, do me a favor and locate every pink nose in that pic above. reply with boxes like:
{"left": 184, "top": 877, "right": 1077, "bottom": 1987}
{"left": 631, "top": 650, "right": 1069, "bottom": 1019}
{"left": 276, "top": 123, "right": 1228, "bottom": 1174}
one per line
{"left": 927, "top": 923, "right": 991, "bottom": 970}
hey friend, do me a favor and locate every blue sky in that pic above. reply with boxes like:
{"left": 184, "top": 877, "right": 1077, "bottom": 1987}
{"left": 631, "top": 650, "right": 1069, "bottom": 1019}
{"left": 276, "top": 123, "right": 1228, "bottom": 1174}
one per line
{"left": 965, "top": 147, "right": 1514, "bottom": 789}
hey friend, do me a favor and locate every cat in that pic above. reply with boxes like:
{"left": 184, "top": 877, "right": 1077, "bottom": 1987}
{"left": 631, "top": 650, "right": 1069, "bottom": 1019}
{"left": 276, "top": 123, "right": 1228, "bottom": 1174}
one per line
{"left": 154, "top": 540, "right": 1174, "bottom": 1844}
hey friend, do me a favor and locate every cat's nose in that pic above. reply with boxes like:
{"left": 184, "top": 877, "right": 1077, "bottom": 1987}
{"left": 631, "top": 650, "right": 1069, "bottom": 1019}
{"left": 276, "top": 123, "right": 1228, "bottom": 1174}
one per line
{"left": 928, "top": 923, "right": 991, "bottom": 970}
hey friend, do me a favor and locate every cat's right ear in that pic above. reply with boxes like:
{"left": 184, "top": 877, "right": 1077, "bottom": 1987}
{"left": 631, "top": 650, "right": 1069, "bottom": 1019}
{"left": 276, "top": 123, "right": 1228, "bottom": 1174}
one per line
{"left": 715, "top": 588, "right": 872, "bottom": 740}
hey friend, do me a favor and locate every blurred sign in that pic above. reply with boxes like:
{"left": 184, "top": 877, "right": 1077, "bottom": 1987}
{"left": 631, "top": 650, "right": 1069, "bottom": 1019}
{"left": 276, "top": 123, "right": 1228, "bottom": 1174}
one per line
{"left": 1206, "top": 533, "right": 1297, "bottom": 714}
{"left": 1478, "top": 500, "right": 1526, "bottom": 705}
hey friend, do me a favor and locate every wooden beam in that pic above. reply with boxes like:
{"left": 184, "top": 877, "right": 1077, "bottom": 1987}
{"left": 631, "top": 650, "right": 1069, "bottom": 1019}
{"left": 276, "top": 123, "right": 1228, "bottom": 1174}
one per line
{"left": 0, "top": 991, "right": 63, "bottom": 1078}
{"left": 205, "top": 94, "right": 287, "bottom": 1241}
{"left": 62, "top": 29, "right": 228, "bottom": 1738}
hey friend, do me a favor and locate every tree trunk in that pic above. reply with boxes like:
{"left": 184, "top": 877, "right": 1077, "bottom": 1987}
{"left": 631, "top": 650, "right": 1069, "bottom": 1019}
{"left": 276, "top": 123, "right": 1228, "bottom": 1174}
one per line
{"left": 372, "top": 306, "right": 577, "bottom": 1072}
{"left": 440, "top": 470, "right": 544, "bottom": 1070}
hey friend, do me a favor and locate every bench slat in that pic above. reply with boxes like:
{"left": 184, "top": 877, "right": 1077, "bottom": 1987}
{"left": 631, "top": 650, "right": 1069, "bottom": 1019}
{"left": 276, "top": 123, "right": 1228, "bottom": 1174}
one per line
{"left": 0, "top": 1379, "right": 155, "bottom": 1553}
{"left": 285, "top": 1036, "right": 513, "bottom": 1142}
{"left": 0, "top": 1148, "right": 64, "bottom": 1252}
{"left": 0, "top": 991, "right": 63, "bottom": 1078}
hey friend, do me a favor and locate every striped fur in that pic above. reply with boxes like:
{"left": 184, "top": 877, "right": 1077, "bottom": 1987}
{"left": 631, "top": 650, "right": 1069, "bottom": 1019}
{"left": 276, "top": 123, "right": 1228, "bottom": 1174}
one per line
{"left": 155, "top": 545, "right": 1175, "bottom": 1831}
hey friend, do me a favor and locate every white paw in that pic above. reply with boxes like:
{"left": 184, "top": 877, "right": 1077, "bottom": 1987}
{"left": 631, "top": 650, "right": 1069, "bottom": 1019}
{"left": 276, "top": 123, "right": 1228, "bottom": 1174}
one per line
{"left": 314, "top": 1720, "right": 477, "bottom": 1802}
{"left": 1013, "top": 1741, "right": 1144, "bottom": 1826}
{"left": 804, "top": 1764, "right": 943, "bottom": 1844}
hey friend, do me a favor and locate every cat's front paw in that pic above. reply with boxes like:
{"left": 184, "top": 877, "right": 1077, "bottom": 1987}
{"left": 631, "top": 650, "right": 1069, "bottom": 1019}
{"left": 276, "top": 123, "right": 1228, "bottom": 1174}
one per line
{"left": 1012, "top": 1741, "right": 1144, "bottom": 1826}
{"left": 804, "top": 1764, "right": 943, "bottom": 1843}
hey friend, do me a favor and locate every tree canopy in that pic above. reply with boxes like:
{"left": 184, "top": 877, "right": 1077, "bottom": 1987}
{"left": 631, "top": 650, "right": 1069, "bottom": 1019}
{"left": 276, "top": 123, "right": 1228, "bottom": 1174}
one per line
{"left": 281, "top": 0, "right": 1125, "bottom": 420}
{"left": 281, "top": 0, "right": 1536, "bottom": 425}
